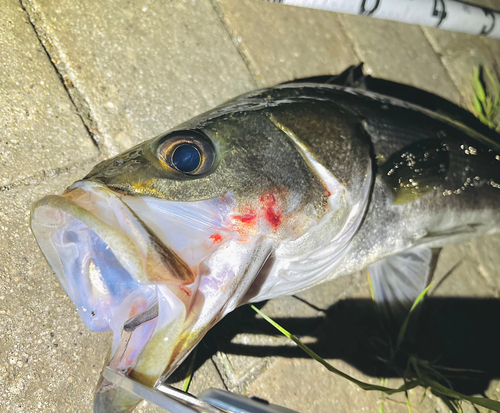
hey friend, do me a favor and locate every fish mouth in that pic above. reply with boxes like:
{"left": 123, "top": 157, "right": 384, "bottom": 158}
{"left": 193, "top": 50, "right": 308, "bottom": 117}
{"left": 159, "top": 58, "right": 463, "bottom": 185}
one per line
{"left": 30, "top": 180, "right": 273, "bottom": 393}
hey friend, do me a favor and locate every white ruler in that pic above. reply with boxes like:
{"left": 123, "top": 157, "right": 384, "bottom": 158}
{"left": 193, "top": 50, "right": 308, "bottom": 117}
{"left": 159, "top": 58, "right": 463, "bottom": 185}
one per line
{"left": 267, "top": 0, "right": 500, "bottom": 39}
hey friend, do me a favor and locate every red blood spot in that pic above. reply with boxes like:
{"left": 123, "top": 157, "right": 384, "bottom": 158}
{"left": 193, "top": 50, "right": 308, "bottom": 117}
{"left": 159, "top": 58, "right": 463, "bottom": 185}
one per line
{"left": 326, "top": 190, "right": 332, "bottom": 197}
{"left": 260, "top": 193, "right": 282, "bottom": 230}
{"left": 210, "top": 233, "right": 223, "bottom": 243}
{"left": 180, "top": 286, "right": 192, "bottom": 297}
{"left": 233, "top": 211, "right": 257, "bottom": 224}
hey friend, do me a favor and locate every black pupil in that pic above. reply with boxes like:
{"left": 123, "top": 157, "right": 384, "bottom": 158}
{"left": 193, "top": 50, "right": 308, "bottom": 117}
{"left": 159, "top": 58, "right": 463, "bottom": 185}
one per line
{"left": 172, "top": 144, "right": 201, "bottom": 173}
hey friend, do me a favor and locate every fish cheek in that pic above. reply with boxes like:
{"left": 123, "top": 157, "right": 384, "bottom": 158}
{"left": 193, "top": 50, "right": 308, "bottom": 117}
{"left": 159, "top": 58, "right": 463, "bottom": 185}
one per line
{"left": 202, "top": 112, "right": 328, "bottom": 215}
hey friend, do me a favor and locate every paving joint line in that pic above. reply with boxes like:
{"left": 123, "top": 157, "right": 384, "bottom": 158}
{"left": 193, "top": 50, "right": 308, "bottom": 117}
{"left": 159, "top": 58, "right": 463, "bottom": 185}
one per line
{"left": 18, "top": 0, "right": 102, "bottom": 154}
{"left": 334, "top": 15, "right": 368, "bottom": 73}
{"left": 0, "top": 158, "right": 99, "bottom": 193}
{"left": 209, "top": 0, "right": 259, "bottom": 88}
{"left": 210, "top": 356, "right": 230, "bottom": 391}
{"left": 420, "top": 26, "right": 466, "bottom": 106}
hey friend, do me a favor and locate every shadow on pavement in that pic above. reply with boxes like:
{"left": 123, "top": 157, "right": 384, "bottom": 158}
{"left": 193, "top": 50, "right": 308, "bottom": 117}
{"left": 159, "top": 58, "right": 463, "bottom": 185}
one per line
{"left": 169, "top": 297, "right": 500, "bottom": 396}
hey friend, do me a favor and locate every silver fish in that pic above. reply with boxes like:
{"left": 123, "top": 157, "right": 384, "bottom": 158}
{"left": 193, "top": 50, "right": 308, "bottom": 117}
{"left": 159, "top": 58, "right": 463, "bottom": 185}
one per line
{"left": 30, "top": 73, "right": 500, "bottom": 411}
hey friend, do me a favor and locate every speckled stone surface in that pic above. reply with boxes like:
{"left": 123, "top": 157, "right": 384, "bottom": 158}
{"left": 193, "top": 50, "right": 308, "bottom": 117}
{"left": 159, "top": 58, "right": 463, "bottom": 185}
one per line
{"left": 337, "top": 13, "right": 462, "bottom": 104}
{"left": 1, "top": 0, "right": 500, "bottom": 412}
{"left": 214, "top": 0, "right": 359, "bottom": 87}
{"left": 0, "top": 0, "right": 98, "bottom": 188}
{"left": 249, "top": 237, "right": 500, "bottom": 413}
{"left": 21, "top": 0, "right": 256, "bottom": 157}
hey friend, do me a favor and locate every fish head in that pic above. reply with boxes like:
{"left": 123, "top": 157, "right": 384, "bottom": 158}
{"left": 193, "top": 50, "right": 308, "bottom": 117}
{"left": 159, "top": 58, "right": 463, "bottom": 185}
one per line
{"left": 30, "top": 86, "right": 372, "bottom": 404}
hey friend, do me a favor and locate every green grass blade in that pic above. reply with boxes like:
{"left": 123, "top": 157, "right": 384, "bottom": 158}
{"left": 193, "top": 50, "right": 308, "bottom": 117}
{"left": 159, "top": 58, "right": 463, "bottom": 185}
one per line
{"left": 405, "top": 390, "right": 412, "bottom": 413}
{"left": 182, "top": 346, "right": 198, "bottom": 392}
{"left": 367, "top": 271, "right": 376, "bottom": 301}
{"left": 473, "top": 95, "right": 484, "bottom": 117}
{"left": 484, "top": 98, "right": 493, "bottom": 119}
{"left": 251, "top": 305, "right": 418, "bottom": 395}
{"left": 473, "top": 67, "right": 487, "bottom": 105}
{"left": 379, "top": 378, "right": 387, "bottom": 413}
{"left": 471, "top": 66, "right": 500, "bottom": 131}
{"left": 440, "top": 396, "right": 461, "bottom": 413}
{"left": 396, "top": 283, "right": 433, "bottom": 349}
{"left": 425, "top": 379, "right": 500, "bottom": 412}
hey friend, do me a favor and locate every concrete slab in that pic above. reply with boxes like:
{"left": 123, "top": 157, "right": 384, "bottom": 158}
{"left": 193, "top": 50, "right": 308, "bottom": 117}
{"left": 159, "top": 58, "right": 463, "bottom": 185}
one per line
{"left": 252, "top": 359, "right": 496, "bottom": 413}
{"left": 183, "top": 358, "right": 227, "bottom": 397}
{"left": 248, "top": 357, "right": 440, "bottom": 413}
{"left": 21, "top": 0, "right": 256, "bottom": 157}
{"left": 207, "top": 271, "right": 368, "bottom": 395}
{"left": 214, "top": 0, "right": 359, "bottom": 87}
{"left": 337, "top": 15, "right": 461, "bottom": 104}
{"left": 2, "top": 0, "right": 500, "bottom": 411}
{"left": 470, "top": 236, "right": 500, "bottom": 294}
{"left": 0, "top": 0, "right": 98, "bottom": 188}
{"left": 433, "top": 237, "right": 500, "bottom": 297}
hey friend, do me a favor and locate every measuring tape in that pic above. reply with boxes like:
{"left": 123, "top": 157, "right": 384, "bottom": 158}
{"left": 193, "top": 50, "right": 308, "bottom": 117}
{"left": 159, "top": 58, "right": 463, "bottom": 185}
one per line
{"left": 266, "top": 0, "right": 500, "bottom": 39}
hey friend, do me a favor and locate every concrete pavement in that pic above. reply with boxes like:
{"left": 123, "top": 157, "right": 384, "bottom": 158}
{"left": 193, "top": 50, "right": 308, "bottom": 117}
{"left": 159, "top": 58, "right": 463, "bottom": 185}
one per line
{"left": 1, "top": 0, "right": 500, "bottom": 412}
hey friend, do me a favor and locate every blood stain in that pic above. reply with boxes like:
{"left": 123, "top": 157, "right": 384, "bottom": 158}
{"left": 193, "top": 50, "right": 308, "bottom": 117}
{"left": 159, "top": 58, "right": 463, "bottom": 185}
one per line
{"left": 260, "top": 193, "right": 282, "bottom": 230}
{"left": 210, "top": 233, "right": 223, "bottom": 243}
{"left": 232, "top": 210, "right": 257, "bottom": 224}
{"left": 180, "top": 286, "right": 192, "bottom": 297}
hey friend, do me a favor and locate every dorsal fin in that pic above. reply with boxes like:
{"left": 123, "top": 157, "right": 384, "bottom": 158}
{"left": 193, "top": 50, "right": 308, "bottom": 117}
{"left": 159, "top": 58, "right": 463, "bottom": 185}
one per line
{"left": 282, "top": 64, "right": 367, "bottom": 88}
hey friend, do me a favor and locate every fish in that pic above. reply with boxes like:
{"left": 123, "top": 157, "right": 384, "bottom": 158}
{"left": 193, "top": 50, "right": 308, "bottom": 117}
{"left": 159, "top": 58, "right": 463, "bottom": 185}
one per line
{"left": 30, "top": 65, "right": 500, "bottom": 412}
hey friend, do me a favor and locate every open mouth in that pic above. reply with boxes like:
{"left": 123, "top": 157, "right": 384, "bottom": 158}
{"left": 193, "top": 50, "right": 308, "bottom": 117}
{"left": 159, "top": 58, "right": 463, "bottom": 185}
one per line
{"left": 30, "top": 180, "right": 270, "bottom": 388}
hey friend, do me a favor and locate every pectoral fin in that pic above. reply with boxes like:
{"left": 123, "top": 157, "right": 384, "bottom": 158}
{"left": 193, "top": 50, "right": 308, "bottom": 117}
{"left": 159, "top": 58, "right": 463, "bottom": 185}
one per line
{"left": 380, "top": 139, "right": 449, "bottom": 205}
{"left": 367, "top": 247, "right": 438, "bottom": 321}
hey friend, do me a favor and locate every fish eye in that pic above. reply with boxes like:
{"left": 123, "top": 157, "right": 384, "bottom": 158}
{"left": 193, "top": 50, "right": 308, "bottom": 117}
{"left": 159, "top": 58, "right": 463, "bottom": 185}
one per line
{"left": 156, "top": 130, "right": 215, "bottom": 175}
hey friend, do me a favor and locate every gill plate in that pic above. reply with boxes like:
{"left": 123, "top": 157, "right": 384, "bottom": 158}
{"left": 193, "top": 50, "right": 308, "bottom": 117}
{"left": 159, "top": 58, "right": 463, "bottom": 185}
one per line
{"left": 250, "top": 117, "right": 373, "bottom": 300}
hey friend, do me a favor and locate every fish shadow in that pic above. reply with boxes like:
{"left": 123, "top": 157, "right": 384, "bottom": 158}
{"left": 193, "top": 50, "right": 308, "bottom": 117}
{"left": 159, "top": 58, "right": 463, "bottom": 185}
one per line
{"left": 170, "top": 297, "right": 500, "bottom": 396}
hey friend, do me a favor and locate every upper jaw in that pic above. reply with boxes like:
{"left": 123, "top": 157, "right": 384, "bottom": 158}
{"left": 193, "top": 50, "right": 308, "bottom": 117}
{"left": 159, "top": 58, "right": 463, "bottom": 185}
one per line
{"left": 30, "top": 180, "right": 274, "bottom": 405}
